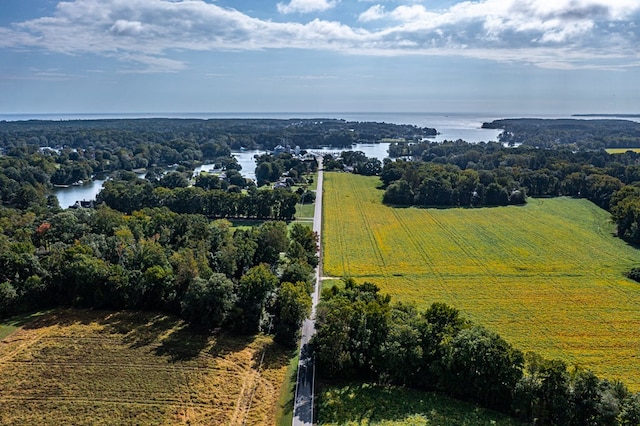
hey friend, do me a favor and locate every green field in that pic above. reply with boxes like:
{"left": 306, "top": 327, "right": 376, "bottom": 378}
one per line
{"left": 295, "top": 201, "right": 315, "bottom": 221}
{"left": 318, "top": 383, "right": 522, "bottom": 425}
{"left": 323, "top": 173, "right": 640, "bottom": 390}
{"left": 0, "top": 309, "right": 291, "bottom": 425}
{"left": 606, "top": 148, "right": 640, "bottom": 154}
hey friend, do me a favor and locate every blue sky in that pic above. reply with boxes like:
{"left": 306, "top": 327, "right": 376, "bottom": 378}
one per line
{"left": 0, "top": 0, "right": 639, "bottom": 115}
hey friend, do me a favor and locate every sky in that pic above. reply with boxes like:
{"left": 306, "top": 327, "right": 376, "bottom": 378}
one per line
{"left": 0, "top": 0, "right": 639, "bottom": 115}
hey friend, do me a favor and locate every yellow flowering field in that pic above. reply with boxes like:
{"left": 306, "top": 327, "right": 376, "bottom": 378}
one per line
{"left": 323, "top": 173, "right": 640, "bottom": 390}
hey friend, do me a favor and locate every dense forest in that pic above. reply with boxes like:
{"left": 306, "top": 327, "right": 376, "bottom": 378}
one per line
{"left": 0, "top": 202, "right": 318, "bottom": 347}
{"left": 312, "top": 280, "right": 640, "bottom": 425}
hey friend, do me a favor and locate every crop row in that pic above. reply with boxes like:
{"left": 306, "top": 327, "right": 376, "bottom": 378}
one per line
{"left": 322, "top": 173, "right": 640, "bottom": 390}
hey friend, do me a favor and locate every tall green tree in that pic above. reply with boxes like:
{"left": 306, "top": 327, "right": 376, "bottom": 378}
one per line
{"left": 381, "top": 303, "right": 423, "bottom": 385}
{"left": 272, "top": 281, "right": 311, "bottom": 347}
{"left": 253, "top": 221, "right": 288, "bottom": 267}
{"left": 442, "top": 325, "right": 524, "bottom": 411}
{"left": 287, "top": 223, "right": 318, "bottom": 267}
{"left": 181, "top": 274, "right": 236, "bottom": 330}
{"left": 313, "top": 279, "right": 391, "bottom": 378}
{"left": 234, "top": 264, "right": 279, "bottom": 333}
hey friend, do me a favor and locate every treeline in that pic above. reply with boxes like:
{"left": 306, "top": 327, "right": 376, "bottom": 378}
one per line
{"left": 0, "top": 154, "right": 56, "bottom": 210}
{"left": 482, "top": 118, "right": 640, "bottom": 150}
{"left": 0, "top": 204, "right": 318, "bottom": 347}
{"left": 383, "top": 141, "right": 638, "bottom": 209}
{"left": 97, "top": 175, "right": 299, "bottom": 220}
{"left": 322, "top": 150, "right": 383, "bottom": 176}
{"left": 611, "top": 185, "right": 640, "bottom": 245}
{"left": 312, "top": 280, "right": 640, "bottom": 425}
{"left": 384, "top": 141, "right": 640, "bottom": 245}
{"left": 0, "top": 118, "right": 433, "bottom": 153}
{"left": 382, "top": 161, "right": 525, "bottom": 207}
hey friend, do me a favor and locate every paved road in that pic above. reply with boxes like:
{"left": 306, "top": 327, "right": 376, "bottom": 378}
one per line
{"left": 292, "top": 157, "right": 323, "bottom": 426}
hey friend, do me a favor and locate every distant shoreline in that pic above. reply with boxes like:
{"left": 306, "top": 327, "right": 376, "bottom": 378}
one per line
{"left": 573, "top": 113, "right": 640, "bottom": 118}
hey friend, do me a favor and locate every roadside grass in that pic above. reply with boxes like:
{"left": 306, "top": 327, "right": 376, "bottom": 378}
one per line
{"left": 275, "top": 350, "right": 299, "bottom": 426}
{"left": 322, "top": 172, "right": 640, "bottom": 390}
{"left": 317, "top": 383, "right": 523, "bottom": 426}
{"left": 225, "top": 177, "right": 318, "bottom": 421}
{"left": 289, "top": 172, "right": 318, "bottom": 192}
{"left": 295, "top": 202, "right": 315, "bottom": 220}
{"left": 0, "top": 309, "right": 290, "bottom": 425}
{"left": 294, "top": 200, "right": 315, "bottom": 231}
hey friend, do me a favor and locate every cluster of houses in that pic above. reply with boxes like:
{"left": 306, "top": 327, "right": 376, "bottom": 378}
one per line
{"left": 270, "top": 145, "right": 318, "bottom": 189}
{"left": 272, "top": 144, "right": 301, "bottom": 156}
{"left": 69, "top": 200, "right": 96, "bottom": 209}
{"left": 273, "top": 174, "right": 297, "bottom": 189}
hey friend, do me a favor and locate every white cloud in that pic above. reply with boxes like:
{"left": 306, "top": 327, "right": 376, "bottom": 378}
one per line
{"left": 389, "top": 5, "right": 435, "bottom": 23}
{"left": 537, "top": 20, "right": 595, "bottom": 43}
{"left": 0, "top": 67, "right": 84, "bottom": 81}
{"left": 277, "top": 0, "right": 339, "bottom": 14}
{"left": 358, "top": 5, "right": 385, "bottom": 22}
{"left": 0, "top": 0, "right": 639, "bottom": 71}
{"left": 117, "top": 54, "right": 187, "bottom": 73}
{"left": 110, "top": 20, "right": 144, "bottom": 36}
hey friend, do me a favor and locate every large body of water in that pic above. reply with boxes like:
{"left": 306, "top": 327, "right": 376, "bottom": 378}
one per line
{"left": 19, "top": 111, "right": 630, "bottom": 207}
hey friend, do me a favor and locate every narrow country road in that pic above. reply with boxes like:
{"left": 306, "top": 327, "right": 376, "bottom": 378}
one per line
{"left": 292, "top": 156, "right": 323, "bottom": 426}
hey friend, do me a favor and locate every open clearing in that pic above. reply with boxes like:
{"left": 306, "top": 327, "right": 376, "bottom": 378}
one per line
{"left": 606, "top": 148, "right": 640, "bottom": 154}
{"left": 0, "top": 309, "right": 290, "bottom": 425}
{"left": 323, "top": 173, "right": 640, "bottom": 390}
